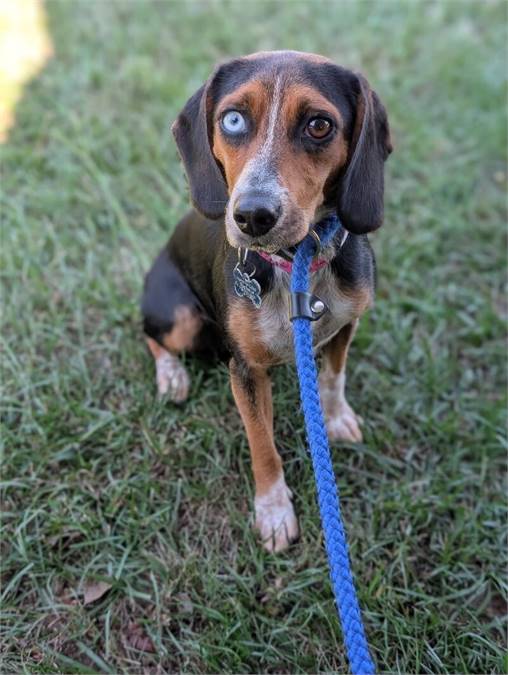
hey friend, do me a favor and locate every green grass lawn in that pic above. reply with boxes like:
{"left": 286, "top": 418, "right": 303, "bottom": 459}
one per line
{"left": 1, "top": 1, "right": 507, "bottom": 673}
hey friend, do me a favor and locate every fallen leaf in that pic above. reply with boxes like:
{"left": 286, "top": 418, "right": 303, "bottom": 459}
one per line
{"left": 487, "top": 593, "right": 508, "bottom": 619}
{"left": 125, "top": 621, "right": 156, "bottom": 653}
{"left": 28, "top": 647, "right": 44, "bottom": 663}
{"left": 83, "top": 580, "right": 112, "bottom": 605}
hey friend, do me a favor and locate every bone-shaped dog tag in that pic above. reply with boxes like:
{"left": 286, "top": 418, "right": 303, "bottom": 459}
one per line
{"left": 233, "top": 265, "right": 262, "bottom": 309}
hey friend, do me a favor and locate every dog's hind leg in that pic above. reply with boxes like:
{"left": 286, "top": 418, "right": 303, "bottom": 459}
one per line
{"left": 145, "top": 336, "right": 191, "bottom": 402}
{"left": 142, "top": 249, "right": 202, "bottom": 403}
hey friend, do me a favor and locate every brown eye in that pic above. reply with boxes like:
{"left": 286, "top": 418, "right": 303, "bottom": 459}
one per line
{"left": 306, "top": 117, "right": 332, "bottom": 139}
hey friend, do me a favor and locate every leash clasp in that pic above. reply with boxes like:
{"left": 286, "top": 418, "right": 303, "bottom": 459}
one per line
{"left": 290, "top": 292, "right": 328, "bottom": 321}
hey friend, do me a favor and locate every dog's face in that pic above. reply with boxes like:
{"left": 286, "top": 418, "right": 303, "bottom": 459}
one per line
{"left": 172, "top": 51, "right": 392, "bottom": 251}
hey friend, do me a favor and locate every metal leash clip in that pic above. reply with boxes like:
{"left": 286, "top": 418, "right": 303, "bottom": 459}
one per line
{"left": 288, "top": 229, "right": 327, "bottom": 321}
{"left": 289, "top": 291, "right": 328, "bottom": 321}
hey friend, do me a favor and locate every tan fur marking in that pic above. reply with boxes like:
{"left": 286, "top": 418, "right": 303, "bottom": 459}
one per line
{"left": 229, "top": 360, "right": 281, "bottom": 495}
{"left": 146, "top": 336, "right": 164, "bottom": 360}
{"left": 215, "top": 80, "right": 269, "bottom": 126}
{"left": 324, "top": 322, "right": 355, "bottom": 374}
{"left": 162, "top": 305, "right": 201, "bottom": 353}
{"left": 227, "top": 300, "right": 274, "bottom": 368}
{"left": 345, "top": 284, "right": 373, "bottom": 317}
{"left": 213, "top": 80, "right": 269, "bottom": 190}
{"left": 277, "top": 84, "right": 348, "bottom": 211}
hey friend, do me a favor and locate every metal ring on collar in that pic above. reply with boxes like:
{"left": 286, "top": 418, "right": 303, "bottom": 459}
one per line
{"left": 237, "top": 247, "right": 249, "bottom": 266}
{"left": 308, "top": 229, "right": 322, "bottom": 258}
{"left": 236, "top": 247, "right": 256, "bottom": 277}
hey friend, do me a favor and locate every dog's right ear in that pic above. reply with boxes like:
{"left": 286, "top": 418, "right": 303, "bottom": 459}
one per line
{"left": 171, "top": 82, "right": 228, "bottom": 220}
{"left": 337, "top": 74, "right": 392, "bottom": 234}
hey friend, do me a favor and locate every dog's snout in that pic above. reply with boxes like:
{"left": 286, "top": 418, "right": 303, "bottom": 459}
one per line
{"left": 233, "top": 194, "right": 281, "bottom": 237}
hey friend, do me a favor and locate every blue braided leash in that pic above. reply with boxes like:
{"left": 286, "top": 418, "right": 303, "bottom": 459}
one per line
{"left": 290, "top": 214, "right": 375, "bottom": 675}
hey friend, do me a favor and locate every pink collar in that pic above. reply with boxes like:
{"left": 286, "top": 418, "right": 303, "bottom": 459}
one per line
{"left": 257, "top": 251, "right": 329, "bottom": 274}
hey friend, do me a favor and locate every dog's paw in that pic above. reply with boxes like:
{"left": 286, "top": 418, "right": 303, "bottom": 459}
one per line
{"left": 326, "top": 404, "right": 363, "bottom": 443}
{"left": 155, "top": 352, "right": 190, "bottom": 403}
{"left": 254, "top": 476, "right": 299, "bottom": 553}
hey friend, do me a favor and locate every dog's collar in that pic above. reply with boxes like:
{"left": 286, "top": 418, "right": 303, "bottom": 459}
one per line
{"left": 257, "top": 250, "right": 329, "bottom": 274}
{"left": 257, "top": 224, "right": 348, "bottom": 275}
{"left": 233, "top": 216, "right": 348, "bottom": 308}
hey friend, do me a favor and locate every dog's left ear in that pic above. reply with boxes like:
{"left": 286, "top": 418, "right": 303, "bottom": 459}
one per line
{"left": 338, "top": 74, "right": 393, "bottom": 234}
{"left": 171, "top": 78, "right": 228, "bottom": 220}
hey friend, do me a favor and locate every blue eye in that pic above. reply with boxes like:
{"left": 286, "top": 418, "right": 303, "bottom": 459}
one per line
{"left": 221, "top": 110, "right": 247, "bottom": 135}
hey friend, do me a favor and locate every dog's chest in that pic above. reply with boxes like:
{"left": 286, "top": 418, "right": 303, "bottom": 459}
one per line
{"left": 255, "top": 268, "right": 355, "bottom": 364}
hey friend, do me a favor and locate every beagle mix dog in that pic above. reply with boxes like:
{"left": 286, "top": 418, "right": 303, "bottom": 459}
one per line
{"left": 142, "top": 50, "right": 392, "bottom": 553}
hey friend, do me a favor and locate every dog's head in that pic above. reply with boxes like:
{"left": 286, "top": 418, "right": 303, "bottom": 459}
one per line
{"left": 172, "top": 51, "right": 392, "bottom": 253}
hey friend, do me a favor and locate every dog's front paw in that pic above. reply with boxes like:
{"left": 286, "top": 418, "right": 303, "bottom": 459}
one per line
{"left": 326, "top": 403, "right": 363, "bottom": 443}
{"left": 254, "top": 476, "right": 299, "bottom": 553}
{"left": 155, "top": 352, "right": 190, "bottom": 403}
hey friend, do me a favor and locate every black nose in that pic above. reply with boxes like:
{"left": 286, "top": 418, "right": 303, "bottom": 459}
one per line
{"left": 233, "top": 195, "right": 281, "bottom": 237}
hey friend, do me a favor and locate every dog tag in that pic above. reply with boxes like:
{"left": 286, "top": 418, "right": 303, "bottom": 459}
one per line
{"left": 233, "top": 265, "right": 262, "bottom": 309}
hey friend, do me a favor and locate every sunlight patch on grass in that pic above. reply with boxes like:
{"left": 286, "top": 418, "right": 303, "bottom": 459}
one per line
{"left": 0, "top": 0, "right": 52, "bottom": 142}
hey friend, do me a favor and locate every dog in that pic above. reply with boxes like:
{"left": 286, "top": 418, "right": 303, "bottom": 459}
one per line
{"left": 142, "top": 50, "right": 392, "bottom": 553}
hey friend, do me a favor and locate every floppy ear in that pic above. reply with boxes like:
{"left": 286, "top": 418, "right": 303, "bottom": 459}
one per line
{"left": 338, "top": 75, "right": 392, "bottom": 234}
{"left": 171, "top": 81, "right": 228, "bottom": 220}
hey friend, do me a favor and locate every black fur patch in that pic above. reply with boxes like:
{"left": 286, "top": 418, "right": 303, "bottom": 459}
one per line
{"left": 330, "top": 232, "right": 376, "bottom": 291}
{"left": 141, "top": 248, "right": 200, "bottom": 345}
{"left": 230, "top": 354, "right": 257, "bottom": 407}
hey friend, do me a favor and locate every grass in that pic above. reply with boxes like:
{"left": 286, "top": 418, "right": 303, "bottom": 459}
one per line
{"left": 1, "top": 1, "right": 506, "bottom": 673}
